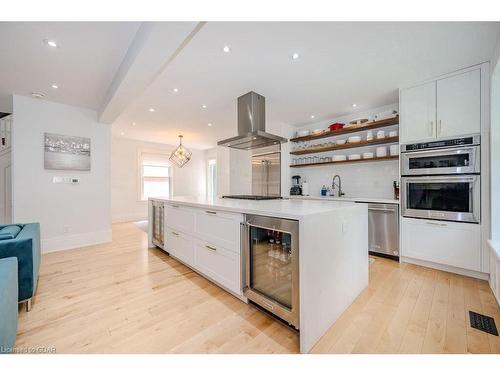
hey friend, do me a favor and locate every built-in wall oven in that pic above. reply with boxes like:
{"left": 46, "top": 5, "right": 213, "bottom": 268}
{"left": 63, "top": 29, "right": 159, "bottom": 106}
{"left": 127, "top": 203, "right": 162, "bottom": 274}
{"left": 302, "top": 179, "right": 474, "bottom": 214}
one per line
{"left": 401, "top": 135, "right": 480, "bottom": 224}
{"left": 242, "top": 214, "right": 299, "bottom": 329}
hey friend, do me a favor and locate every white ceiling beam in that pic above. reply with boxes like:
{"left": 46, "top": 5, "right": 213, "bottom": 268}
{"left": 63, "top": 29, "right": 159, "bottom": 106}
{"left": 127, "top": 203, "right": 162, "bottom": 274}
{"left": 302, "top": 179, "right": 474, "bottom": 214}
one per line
{"left": 98, "top": 21, "right": 205, "bottom": 124}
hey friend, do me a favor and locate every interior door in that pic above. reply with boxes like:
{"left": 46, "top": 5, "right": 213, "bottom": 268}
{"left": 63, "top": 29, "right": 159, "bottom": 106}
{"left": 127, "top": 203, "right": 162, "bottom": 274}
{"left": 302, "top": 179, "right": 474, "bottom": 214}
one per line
{"left": 437, "top": 69, "right": 481, "bottom": 138}
{"left": 400, "top": 81, "right": 436, "bottom": 144}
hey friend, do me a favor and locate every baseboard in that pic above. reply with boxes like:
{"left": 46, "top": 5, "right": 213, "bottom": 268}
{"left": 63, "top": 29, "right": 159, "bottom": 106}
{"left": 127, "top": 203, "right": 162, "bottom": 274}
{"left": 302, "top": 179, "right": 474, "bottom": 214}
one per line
{"left": 41, "top": 229, "right": 112, "bottom": 253}
{"left": 400, "top": 256, "right": 489, "bottom": 280}
{"left": 112, "top": 212, "right": 147, "bottom": 223}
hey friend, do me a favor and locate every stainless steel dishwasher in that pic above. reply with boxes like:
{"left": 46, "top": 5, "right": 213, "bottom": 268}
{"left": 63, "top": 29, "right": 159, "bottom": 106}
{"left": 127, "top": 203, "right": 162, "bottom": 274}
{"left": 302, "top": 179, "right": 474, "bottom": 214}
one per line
{"left": 358, "top": 202, "right": 399, "bottom": 259}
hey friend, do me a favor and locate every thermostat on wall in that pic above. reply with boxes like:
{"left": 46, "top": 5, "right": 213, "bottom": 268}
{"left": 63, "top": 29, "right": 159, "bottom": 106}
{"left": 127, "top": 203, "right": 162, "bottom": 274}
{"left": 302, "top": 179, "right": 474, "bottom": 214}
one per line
{"left": 53, "top": 177, "right": 80, "bottom": 184}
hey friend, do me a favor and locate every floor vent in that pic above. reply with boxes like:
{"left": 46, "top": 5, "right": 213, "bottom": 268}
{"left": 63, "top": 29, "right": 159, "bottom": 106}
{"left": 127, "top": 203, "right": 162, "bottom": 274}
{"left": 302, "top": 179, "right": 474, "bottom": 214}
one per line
{"left": 469, "top": 311, "right": 498, "bottom": 336}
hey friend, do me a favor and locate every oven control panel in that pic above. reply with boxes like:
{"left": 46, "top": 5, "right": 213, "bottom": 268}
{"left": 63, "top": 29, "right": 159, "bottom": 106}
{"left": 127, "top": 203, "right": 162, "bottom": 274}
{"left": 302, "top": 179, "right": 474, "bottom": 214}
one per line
{"left": 403, "top": 135, "right": 479, "bottom": 152}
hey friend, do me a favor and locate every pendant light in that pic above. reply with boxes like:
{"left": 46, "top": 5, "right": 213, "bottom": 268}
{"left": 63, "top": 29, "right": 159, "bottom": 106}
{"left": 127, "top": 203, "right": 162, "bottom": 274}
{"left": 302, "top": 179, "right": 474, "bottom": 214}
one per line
{"left": 169, "top": 135, "right": 192, "bottom": 168}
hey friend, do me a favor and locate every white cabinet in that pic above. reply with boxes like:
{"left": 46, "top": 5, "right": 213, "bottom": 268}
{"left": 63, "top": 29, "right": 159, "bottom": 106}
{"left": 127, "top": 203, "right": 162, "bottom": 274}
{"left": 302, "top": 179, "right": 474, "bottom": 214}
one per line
{"left": 436, "top": 69, "right": 481, "bottom": 138}
{"left": 400, "top": 68, "right": 481, "bottom": 143}
{"left": 194, "top": 209, "right": 242, "bottom": 252}
{"left": 402, "top": 218, "right": 481, "bottom": 271}
{"left": 193, "top": 239, "right": 241, "bottom": 295}
{"left": 400, "top": 81, "right": 436, "bottom": 143}
{"left": 164, "top": 226, "right": 195, "bottom": 266}
{"left": 165, "top": 204, "right": 195, "bottom": 233}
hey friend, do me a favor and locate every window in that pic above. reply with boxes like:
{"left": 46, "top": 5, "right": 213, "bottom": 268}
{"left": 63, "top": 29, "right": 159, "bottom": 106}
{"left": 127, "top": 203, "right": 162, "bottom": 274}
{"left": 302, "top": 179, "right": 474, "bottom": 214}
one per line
{"left": 139, "top": 152, "right": 172, "bottom": 200}
{"left": 207, "top": 158, "right": 217, "bottom": 200}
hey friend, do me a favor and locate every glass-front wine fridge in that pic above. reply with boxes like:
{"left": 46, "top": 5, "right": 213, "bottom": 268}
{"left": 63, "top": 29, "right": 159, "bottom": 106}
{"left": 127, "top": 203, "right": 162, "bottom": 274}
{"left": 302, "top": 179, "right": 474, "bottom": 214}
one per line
{"left": 242, "top": 214, "right": 299, "bottom": 329}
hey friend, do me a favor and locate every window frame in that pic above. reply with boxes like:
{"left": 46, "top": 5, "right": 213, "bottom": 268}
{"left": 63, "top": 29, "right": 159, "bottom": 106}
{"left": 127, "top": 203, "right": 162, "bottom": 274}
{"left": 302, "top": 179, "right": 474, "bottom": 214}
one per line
{"left": 137, "top": 148, "right": 173, "bottom": 202}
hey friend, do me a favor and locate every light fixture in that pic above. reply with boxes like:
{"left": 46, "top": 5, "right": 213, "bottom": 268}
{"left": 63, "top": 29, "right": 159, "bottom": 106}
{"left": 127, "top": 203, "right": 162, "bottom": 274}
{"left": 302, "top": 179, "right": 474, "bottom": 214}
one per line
{"left": 120, "top": 131, "right": 125, "bottom": 136}
{"left": 207, "top": 123, "right": 213, "bottom": 127}
{"left": 202, "top": 105, "right": 207, "bottom": 109}
{"left": 43, "top": 39, "right": 58, "bottom": 48}
{"left": 352, "top": 103, "right": 357, "bottom": 108}
{"left": 169, "top": 135, "right": 192, "bottom": 168}
{"left": 223, "top": 45, "right": 231, "bottom": 53}
{"left": 51, "top": 84, "right": 58, "bottom": 89}
{"left": 148, "top": 108, "right": 155, "bottom": 112}
{"left": 291, "top": 52, "right": 300, "bottom": 60}
{"left": 31, "top": 92, "right": 45, "bottom": 99}
{"left": 310, "top": 115, "right": 315, "bottom": 119}
{"left": 173, "top": 88, "right": 179, "bottom": 93}
{"left": 132, "top": 122, "right": 136, "bottom": 126}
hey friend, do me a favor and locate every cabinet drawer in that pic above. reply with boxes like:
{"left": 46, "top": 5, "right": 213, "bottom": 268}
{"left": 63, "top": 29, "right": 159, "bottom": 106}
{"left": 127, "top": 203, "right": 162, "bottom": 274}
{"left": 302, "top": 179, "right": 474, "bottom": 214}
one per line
{"left": 164, "top": 226, "right": 195, "bottom": 266}
{"left": 165, "top": 204, "right": 195, "bottom": 233}
{"left": 193, "top": 239, "right": 241, "bottom": 295}
{"left": 194, "top": 209, "right": 242, "bottom": 252}
{"left": 402, "top": 218, "right": 480, "bottom": 271}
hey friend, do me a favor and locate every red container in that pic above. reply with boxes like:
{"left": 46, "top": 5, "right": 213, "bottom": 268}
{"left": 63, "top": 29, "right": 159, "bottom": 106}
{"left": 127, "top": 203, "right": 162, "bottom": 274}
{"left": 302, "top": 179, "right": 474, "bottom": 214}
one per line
{"left": 329, "top": 123, "right": 344, "bottom": 131}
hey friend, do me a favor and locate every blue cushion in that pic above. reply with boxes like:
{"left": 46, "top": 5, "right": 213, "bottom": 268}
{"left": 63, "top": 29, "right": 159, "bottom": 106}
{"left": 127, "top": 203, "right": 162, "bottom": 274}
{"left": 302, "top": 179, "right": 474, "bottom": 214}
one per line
{"left": 0, "top": 225, "right": 22, "bottom": 241}
{"left": 0, "top": 257, "right": 18, "bottom": 353}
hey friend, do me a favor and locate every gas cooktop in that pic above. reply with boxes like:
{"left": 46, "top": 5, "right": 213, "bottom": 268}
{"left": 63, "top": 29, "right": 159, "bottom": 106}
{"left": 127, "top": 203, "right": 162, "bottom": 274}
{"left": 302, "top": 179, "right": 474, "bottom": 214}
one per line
{"left": 222, "top": 195, "right": 283, "bottom": 200}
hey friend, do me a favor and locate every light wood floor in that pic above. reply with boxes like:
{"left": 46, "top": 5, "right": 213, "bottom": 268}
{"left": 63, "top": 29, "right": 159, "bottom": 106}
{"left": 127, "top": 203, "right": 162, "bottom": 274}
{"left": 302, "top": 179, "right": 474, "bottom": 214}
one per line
{"left": 15, "top": 222, "right": 500, "bottom": 354}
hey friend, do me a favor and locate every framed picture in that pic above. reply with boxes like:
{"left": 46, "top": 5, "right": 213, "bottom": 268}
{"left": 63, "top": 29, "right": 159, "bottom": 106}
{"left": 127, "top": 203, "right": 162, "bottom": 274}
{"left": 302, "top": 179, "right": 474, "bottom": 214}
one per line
{"left": 44, "top": 133, "right": 91, "bottom": 171}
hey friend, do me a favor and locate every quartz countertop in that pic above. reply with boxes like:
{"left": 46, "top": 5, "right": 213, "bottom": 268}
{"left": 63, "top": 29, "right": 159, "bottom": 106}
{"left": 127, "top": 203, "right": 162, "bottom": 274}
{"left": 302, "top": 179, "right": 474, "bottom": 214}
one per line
{"left": 149, "top": 195, "right": 360, "bottom": 220}
{"left": 287, "top": 195, "right": 399, "bottom": 205}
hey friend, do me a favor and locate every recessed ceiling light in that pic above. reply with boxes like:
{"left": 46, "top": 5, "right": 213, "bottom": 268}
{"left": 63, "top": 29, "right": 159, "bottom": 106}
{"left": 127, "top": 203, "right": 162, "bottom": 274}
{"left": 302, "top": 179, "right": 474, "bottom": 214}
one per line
{"left": 223, "top": 45, "right": 231, "bottom": 53}
{"left": 207, "top": 123, "right": 213, "bottom": 127}
{"left": 132, "top": 122, "right": 136, "bottom": 126}
{"left": 310, "top": 115, "right": 315, "bottom": 119}
{"left": 31, "top": 92, "right": 45, "bottom": 99}
{"left": 43, "top": 39, "right": 58, "bottom": 48}
{"left": 51, "top": 84, "right": 58, "bottom": 89}
{"left": 148, "top": 108, "right": 155, "bottom": 112}
{"left": 291, "top": 52, "right": 300, "bottom": 60}
{"left": 173, "top": 88, "right": 179, "bottom": 93}
{"left": 202, "top": 105, "right": 207, "bottom": 109}
{"left": 352, "top": 103, "right": 357, "bottom": 108}
{"left": 120, "top": 132, "right": 125, "bottom": 136}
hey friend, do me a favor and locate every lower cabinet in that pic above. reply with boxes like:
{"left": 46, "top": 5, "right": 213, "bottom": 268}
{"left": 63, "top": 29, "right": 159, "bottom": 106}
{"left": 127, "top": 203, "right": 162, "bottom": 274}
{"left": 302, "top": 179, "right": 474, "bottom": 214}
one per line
{"left": 402, "top": 217, "right": 481, "bottom": 271}
{"left": 164, "top": 226, "right": 195, "bottom": 266}
{"left": 193, "top": 239, "right": 241, "bottom": 296}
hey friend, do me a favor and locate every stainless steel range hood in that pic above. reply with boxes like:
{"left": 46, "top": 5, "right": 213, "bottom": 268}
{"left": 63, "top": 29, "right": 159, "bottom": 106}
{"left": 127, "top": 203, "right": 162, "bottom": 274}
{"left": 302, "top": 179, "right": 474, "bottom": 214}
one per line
{"left": 217, "top": 91, "right": 288, "bottom": 150}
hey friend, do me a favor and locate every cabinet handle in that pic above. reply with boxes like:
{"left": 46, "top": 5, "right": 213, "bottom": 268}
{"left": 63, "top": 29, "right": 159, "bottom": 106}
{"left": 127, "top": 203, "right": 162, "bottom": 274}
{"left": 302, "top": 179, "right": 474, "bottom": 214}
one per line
{"left": 425, "top": 221, "right": 447, "bottom": 227}
{"left": 171, "top": 231, "right": 179, "bottom": 236}
{"left": 171, "top": 205, "right": 180, "bottom": 208}
{"left": 429, "top": 121, "right": 434, "bottom": 136}
{"left": 205, "top": 210, "right": 217, "bottom": 215}
{"left": 205, "top": 245, "right": 217, "bottom": 252}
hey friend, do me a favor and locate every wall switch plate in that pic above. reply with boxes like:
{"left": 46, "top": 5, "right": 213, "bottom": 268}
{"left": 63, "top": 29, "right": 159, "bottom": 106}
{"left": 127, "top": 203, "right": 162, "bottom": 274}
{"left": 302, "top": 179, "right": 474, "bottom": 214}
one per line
{"left": 53, "top": 177, "right": 80, "bottom": 184}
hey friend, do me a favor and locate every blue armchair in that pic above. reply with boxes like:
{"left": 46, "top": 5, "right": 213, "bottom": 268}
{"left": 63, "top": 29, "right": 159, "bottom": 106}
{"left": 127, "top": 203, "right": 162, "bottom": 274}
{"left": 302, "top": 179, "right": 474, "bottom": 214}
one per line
{"left": 0, "top": 257, "right": 18, "bottom": 353}
{"left": 0, "top": 223, "right": 40, "bottom": 311}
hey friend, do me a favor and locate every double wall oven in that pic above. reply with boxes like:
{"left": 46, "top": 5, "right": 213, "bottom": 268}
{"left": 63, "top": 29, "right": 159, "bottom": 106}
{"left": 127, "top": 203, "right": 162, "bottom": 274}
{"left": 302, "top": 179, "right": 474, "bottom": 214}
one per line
{"left": 401, "top": 135, "right": 480, "bottom": 223}
{"left": 241, "top": 214, "right": 299, "bottom": 329}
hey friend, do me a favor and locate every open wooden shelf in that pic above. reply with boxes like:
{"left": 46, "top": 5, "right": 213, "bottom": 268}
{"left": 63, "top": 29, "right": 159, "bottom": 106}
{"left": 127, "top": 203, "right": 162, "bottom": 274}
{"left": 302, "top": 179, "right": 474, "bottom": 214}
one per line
{"left": 290, "top": 155, "right": 399, "bottom": 168}
{"left": 290, "top": 116, "right": 399, "bottom": 143}
{"left": 290, "top": 136, "right": 399, "bottom": 155}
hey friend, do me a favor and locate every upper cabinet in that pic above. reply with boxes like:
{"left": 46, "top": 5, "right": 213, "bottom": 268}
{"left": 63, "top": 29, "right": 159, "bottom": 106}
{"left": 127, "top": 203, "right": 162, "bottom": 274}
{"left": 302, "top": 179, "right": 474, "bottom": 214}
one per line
{"left": 400, "top": 81, "right": 436, "bottom": 143}
{"left": 400, "top": 68, "right": 481, "bottom": 144}
{"left": 436, "top": 69, "right": 481, "bottom": 138}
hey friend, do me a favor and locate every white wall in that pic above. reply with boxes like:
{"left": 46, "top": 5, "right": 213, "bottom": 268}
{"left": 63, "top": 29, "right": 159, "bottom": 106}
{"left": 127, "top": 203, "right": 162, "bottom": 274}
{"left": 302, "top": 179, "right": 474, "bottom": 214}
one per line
{"left": 111, "top": 137, "right": 206, "bottom": 223}
{"left": 215, "top": 146, "right": 252, "bottom": 196}
{"left": 12, "top": 95, "right": 111, "bottom": 253}
{"left": 290, "top": 103, "right": 399, "bottom": 199}
{"left": 491, "top": 62, "right": 500, "bottom": 241}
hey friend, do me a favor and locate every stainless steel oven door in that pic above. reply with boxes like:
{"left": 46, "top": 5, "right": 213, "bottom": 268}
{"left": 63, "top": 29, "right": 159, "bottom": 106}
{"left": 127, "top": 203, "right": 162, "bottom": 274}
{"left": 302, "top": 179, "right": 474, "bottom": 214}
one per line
{"left": 242, "top": 214, "right": 299, "bottom": 329}
{"left": 401, "top": 145, "right": 480, "bottom": 176}
{"left": 401, "top": 175, "right": 480, "bottom": 223}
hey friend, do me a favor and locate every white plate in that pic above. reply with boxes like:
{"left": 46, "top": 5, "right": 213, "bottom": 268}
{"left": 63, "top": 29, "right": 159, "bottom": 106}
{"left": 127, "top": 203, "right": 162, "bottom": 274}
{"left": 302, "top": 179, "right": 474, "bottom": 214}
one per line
{"left": 336, "top": 139, "right": 346, "bottom": 145}
{"left": 347, "top": 136, "right": 361, "bottom": 143}
{"left": 312, "top": 128, "right": 324, "bottom": 135}
{"left": 363, "top": 152, "right": 374, "bottom": 159}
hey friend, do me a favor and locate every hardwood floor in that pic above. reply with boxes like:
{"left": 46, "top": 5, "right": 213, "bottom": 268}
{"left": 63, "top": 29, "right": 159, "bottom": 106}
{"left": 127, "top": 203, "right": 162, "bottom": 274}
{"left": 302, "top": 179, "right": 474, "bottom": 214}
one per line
{"left": 15, "top": 222, "right": 500, "bottom": 354}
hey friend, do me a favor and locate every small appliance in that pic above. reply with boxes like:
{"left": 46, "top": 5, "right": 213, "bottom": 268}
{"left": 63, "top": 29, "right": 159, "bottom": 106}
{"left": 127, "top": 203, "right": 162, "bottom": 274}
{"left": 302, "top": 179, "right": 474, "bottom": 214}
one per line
{"left": 290, "top": 175, "right": 302, "bottom": 196}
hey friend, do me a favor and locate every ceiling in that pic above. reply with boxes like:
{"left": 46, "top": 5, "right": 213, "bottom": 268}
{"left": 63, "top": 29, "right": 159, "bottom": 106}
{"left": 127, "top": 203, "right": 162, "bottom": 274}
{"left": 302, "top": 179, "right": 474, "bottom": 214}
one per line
{"left": 1, "top": 22, "right": 499, "bottom": 150}
{"left": 0, "top": 22, "right": 140, "bottom": 111}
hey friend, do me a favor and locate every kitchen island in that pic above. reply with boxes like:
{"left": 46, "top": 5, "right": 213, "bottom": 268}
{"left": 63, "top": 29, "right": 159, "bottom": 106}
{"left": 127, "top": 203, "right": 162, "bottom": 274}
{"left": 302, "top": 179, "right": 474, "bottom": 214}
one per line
{"left": 148, "top": 196, "right": 368, "bottom": 353}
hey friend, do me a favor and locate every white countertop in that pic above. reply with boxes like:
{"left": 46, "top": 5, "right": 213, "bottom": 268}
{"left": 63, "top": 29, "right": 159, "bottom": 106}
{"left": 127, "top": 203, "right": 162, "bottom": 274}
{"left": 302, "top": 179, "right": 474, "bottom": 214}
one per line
{"left": 287, "top": 195, "right": 399, "bottom": 205}
{"left": 150, "top": 196, "right": 359, "bottom": 220}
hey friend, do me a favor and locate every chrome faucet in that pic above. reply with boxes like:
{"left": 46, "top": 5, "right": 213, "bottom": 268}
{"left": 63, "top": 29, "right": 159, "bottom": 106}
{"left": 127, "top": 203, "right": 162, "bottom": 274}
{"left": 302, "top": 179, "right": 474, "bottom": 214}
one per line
{"left": 332, "top": 175, "right": 345, "bottom": 197}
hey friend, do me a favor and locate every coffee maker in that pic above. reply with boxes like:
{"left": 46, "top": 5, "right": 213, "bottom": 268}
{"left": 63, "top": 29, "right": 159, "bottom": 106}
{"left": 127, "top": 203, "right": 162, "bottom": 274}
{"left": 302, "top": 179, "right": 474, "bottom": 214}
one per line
{"left": 290, "top": 175, "right": 302, "bottom": 196}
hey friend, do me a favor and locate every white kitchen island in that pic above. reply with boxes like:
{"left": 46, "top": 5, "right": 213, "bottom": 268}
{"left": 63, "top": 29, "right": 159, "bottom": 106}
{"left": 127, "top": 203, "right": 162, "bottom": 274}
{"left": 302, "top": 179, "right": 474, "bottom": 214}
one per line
{"left": 148, "top": 196, "right": 368, "bottom": 353}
